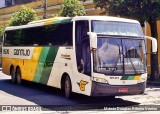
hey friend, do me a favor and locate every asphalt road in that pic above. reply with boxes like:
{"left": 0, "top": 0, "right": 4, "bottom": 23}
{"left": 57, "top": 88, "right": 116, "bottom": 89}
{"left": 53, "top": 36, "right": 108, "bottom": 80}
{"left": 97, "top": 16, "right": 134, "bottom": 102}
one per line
{"left": 0, "top": 71, "right": 160, "bottom": 113}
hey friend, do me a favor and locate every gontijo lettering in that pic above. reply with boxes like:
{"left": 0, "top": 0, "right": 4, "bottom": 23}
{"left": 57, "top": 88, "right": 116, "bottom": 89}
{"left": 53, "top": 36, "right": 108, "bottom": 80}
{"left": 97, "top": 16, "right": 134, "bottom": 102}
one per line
{"left": 14, "top": 49, "right": 30, "bottom": 56}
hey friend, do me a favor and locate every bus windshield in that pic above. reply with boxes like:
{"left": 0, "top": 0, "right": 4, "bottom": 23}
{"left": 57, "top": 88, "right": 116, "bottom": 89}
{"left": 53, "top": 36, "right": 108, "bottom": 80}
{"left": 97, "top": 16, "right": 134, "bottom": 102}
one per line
{"left": 93, "top": 37, "right": 146, "bottom": 75}
{"left": 91, "top": 21, "right": 146, "bottom": 75}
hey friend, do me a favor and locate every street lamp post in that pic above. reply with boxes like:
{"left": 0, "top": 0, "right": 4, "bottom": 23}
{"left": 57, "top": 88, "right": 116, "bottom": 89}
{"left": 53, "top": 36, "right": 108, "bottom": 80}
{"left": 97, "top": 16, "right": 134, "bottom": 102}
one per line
{"left": 43, "top": 0, "right": 47, "bottom": 19}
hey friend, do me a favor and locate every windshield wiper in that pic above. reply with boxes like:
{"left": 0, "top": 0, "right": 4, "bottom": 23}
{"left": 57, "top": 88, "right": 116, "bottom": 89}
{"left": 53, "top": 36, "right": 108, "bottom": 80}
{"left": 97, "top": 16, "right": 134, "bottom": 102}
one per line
{"left": 125, "top": 45, "right": 138, "bottom": 74}
{"left": 111, "top": 44, "right": 122, "bottom": 74}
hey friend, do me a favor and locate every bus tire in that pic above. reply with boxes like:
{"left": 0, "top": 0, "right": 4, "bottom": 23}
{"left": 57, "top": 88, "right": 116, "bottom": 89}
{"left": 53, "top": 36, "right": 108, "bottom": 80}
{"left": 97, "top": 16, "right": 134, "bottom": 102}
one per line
{"left": 64, "top": 76, "right": 72, "bottom": 98}
{"left": 16, "top": 68, "right": 22, "bottom": 85}
{"left": 10, "top": 67, "right": 16, "bottom": 83}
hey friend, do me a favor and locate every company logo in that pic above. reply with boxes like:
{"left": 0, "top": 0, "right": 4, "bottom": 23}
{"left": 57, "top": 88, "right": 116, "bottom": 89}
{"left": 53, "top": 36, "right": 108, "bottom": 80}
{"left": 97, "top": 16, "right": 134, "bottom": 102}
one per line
{"left": 14, "top": 49, "right": 30, "bottom": 56}
{"left": 77, "top": 80, "right": 88, "bottom": 91}
{"left": 61, "top": 54, "right": 71, "bottom": 60}
{"left": 1, "top": 106, "right": 42, "bottom": 111}
{"left": 2, "top": 106, "right": 11, "bottom": 111}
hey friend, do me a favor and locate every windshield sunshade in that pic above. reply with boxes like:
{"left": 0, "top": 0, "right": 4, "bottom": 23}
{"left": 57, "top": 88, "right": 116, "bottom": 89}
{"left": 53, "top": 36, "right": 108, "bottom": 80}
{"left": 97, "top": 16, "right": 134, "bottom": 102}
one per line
{"left": 92, "top": 21, "right": 143, "bottom": 37}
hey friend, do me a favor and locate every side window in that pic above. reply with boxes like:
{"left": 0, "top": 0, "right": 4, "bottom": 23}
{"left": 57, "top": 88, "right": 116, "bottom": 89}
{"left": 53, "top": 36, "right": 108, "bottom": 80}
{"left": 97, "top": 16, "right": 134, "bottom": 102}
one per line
{"left": 4, "top": 27, "right": 45, "bottom": 46}
{"left": 4, "top": 32, "right": 10, "bottom": 46}
{"left": 45, "top": 23, "right": 73, "bottom": 46}
{"left": 4, "top": 23, "right": 73, "bottom": 46}
{"left": 5, "top": 29, "right": 23, "bottom": 46}
{"left": 75, "top": 20, "right": 91, "bottom": 76}
{"left": 24, "top": 27, "right": 45, "bottom": 46}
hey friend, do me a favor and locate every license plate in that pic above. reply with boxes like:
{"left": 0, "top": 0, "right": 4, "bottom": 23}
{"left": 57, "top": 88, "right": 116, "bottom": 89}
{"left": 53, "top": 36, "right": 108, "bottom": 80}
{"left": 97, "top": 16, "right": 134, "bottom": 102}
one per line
{"left": 119, "top": 88, "right": 128, "bottom": 92}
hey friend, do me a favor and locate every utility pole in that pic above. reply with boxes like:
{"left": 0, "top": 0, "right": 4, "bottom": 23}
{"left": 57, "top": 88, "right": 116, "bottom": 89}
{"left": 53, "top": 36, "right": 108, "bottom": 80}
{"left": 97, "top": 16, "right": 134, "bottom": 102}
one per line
{"left": 43, "top": 0, "right": 47, "bottom": 19}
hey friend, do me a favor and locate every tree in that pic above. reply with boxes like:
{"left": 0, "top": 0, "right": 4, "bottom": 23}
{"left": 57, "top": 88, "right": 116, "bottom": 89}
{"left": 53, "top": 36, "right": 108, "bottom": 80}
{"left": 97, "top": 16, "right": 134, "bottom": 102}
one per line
{"left": 93, "top": 0, "right": 160, "bottom": 80}
{"left": 0, "top": 26, "right": 5, "bottom": 45}
{"left": 0, "top": 26, "right": 5, "bottom": 61}
{"left": 9, "top": 6, "right": 38, "bottom": 26}
{"left": 59, "top": 0, "right": 86, "bottom": 17}
{"left": 0, "top": 26, "right": 5, "bottom": 36}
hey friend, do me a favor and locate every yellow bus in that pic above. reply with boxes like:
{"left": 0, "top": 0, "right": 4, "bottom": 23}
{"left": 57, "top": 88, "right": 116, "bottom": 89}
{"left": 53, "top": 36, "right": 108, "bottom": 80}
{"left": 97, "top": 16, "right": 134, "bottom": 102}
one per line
{"left": 2, "top": 16, "right": 157, "bottom": 98}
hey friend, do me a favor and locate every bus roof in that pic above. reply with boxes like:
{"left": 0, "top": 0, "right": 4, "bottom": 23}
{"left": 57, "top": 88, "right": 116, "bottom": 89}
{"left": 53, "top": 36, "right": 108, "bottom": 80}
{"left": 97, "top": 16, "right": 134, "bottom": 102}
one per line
{"left": 5, "top": 16, "right": 139, "bottom": 31}
{"left": 72, "top": 16, "right": 139, "bottom": 24}
{"left": 28, "top": 17, "right": 72, "bottom": 25}
{"left": 5, "top": 17, "right": 72, "bottom": 31}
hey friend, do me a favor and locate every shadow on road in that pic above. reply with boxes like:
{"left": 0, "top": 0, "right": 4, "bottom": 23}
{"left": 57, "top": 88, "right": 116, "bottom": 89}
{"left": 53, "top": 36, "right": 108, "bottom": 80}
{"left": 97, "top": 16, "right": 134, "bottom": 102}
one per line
{"left": 0, "top": 79, "right": 140, "bottom": 111}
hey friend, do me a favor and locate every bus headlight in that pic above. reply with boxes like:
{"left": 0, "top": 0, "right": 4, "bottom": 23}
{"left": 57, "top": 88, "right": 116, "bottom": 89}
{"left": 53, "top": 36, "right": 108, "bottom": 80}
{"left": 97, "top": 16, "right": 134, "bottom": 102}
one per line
{"left": 138, "top": 77, "right": 147, "bottom": 83}
{"left": 91, "top": 77, "right": 108, "bottom": 83}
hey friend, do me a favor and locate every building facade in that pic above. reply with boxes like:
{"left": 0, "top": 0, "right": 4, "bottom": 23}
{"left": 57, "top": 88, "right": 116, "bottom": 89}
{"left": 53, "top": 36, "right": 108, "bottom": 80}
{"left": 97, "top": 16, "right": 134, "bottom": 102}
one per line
{"left": 0, "top": 0, "right": 40, "bottom": 8}
{"left": 0, "top": 0, "right": 5, "bottom": 8}
{"left": 0, "top": 0, "right": 15, "bottom": 8}
{"left": 14, "top": 0, "right": 37, "bottom": 5}
{"left": 0, "top": 0, "right": 103, "bottom": 26}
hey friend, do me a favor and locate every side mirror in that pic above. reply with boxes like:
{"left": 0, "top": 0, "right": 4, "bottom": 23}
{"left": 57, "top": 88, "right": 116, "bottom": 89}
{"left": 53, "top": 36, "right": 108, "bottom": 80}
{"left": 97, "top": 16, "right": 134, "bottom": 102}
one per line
{"left": 87, "top": 32, "right": 97, "bottom": 49}
{"left": 144, "top": 36, "right": 157, "bottom": 53}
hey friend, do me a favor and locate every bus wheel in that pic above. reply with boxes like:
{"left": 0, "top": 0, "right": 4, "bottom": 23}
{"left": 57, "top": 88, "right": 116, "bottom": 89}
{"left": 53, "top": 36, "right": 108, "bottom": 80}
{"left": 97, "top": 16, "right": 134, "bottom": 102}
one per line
{"left": 64, "top": 76, "right": 72, "bottom": 98}
{"left": 16, "top": 68, "right": 22, "bottom": 85}
{"left": 10, "top": 67, "right": 16, "bottom": 83}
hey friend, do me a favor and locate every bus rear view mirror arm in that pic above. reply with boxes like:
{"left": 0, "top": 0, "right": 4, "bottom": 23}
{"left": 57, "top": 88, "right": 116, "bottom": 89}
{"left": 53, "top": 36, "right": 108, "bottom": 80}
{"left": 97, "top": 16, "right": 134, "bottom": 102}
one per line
{"left": 87, "top": 32, "right": 97, "bottom": 49}
{"left": 144, "top": 36, "right": 157, "bottom": 53}
{"left": 145, "top": 52, "right": 156, "bottom": 55}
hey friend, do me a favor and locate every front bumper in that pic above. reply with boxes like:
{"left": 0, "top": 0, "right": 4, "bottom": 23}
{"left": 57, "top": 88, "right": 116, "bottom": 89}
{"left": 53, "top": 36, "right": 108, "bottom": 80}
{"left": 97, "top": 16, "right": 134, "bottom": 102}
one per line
{"left": 91, "top": 81, "right": 146, "bottom": 96}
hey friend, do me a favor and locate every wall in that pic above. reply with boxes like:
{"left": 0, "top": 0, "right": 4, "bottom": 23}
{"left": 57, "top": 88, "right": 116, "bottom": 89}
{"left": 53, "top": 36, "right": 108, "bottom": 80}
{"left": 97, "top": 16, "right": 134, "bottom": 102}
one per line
{"left": 14, "top": 0, "right": 38, "bottom": 5}
{"left": 142, "top": 21, "right": 160, "bottom": 76}
{"left": 0, "top": 0, "right": 104, "bottom": 26}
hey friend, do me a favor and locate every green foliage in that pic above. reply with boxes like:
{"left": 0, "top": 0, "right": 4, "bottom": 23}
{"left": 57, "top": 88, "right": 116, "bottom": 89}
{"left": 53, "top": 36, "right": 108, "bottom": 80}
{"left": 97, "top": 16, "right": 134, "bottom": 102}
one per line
{"left": 93, "top": 0, "right": 160, "bottom": 25}
{"left": 0, "top": 26, "right": 5, "bottom": 36}
{"left": 0, "top": 26, "right": 5, "bottom": 51}
{"left": 9, "top": 6, "right": 38, "bottom": 26}
{"left": 60, "top": 0, "right": 86, "bottom": 17}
